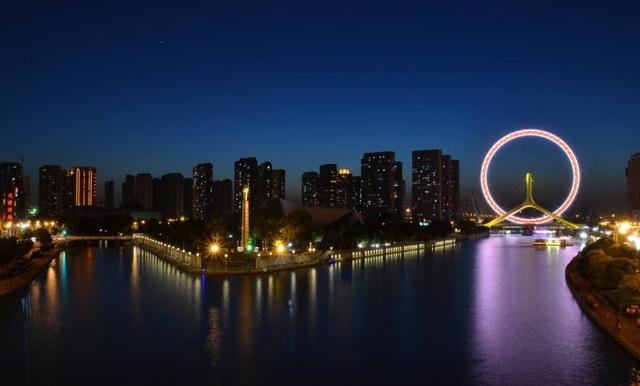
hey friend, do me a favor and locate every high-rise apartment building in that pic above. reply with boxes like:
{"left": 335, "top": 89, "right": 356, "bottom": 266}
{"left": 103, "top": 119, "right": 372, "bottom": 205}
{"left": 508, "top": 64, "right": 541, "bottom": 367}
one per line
{"left": 192, "top": 163, "right": 214, "bottom": 219}
{"left": 302, "top": 172, "right": 319, "bottom": 207}
{"left": 256, "top": 161, "right": 273, "bottom": 205}
{"left": 39, "top": 165, "right": 65, "bottom": 217}
{"left": 22, "top": 176, "right": 31, "bottom": 215}
{"left": 105, "top": 181, "right": 114, "bottom": 209}
{"left": 66, "top": 167, "right": 97, "bottom": 207}
{"left": 627, "top": 153, "right": 640, "bottom": 214}
{"left": 152, "top": 178, "right": 162, "bottom": 211}
{"left": 1, "top": 162, "right": 24, "bottom": 221}
{"left": 352, "top": 176, "right": 364, "bottom": 211}
{"left": 121, "top": 174, "right": 135, "bottom": 207}
{"left": 135, "top": 173, "right": 154, "bottom": 209}
{"left": 221, "top": 179, "right": 233, "bottom": 215}
{"left": 412, "top": 149, "right": 459, "bottom": 223}
{"left": 336, "top": 168, "right": 353, "bottom": 208}
{"left": 361, "top": 152, "right": 399, "bottom": 221}
{"left": 319, "top": 164, "right": 338, "bottom": 208}
{"left": 393, "top": 161, "right": 405, "bottom": 219}
{"left": 234, "top": 157, "right": 258, "bottom": 213}
{"left": 272, "top": 169, "right": 286, "bottom": 199}
{"left": 160, "top": 173, "right": 184, "bottom": 218}
{"left": 183, "top": 177, "right": 193, "bottom": 218}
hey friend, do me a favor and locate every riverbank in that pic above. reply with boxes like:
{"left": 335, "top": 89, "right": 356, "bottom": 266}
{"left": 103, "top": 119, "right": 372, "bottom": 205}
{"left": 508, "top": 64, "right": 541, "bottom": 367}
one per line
{"left": 0, "top": 243, "right": 66, "bottom": 298}
{"left": 566, "top": 258, "right": 640, "bottom": 361}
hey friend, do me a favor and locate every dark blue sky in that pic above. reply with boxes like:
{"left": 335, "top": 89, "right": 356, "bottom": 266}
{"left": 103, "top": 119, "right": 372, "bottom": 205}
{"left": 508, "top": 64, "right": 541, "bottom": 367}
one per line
{"left": 2, "top": 1, "right": 639, "bottom": 212}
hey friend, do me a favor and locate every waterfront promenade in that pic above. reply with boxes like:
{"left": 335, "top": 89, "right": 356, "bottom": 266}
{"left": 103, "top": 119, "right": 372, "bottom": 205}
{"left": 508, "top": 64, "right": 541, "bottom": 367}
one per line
{"left": 566, "top": 258, "right": 640, "bottom": 360}
{"left": 132, "top": 233, "right": 461, "bottom": 275}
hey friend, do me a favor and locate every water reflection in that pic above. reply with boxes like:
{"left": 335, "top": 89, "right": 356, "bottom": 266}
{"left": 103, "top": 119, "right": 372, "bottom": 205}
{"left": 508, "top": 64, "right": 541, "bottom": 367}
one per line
{"left": 472, "top": 236, "right": 621, "bottom": 384}
{"left": 0, "top": 240, "right": 637, "bottom": 386}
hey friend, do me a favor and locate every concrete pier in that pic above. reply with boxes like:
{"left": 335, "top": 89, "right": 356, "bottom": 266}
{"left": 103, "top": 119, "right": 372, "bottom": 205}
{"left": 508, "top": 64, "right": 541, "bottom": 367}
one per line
{"left": 132, "top": 234, "right": 202, "bottom": 273}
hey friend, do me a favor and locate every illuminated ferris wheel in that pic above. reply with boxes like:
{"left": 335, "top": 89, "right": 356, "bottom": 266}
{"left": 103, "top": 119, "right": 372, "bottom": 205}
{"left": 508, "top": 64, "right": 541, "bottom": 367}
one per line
{"left": 480, "top": 129, "right": 581, "bottom": 227}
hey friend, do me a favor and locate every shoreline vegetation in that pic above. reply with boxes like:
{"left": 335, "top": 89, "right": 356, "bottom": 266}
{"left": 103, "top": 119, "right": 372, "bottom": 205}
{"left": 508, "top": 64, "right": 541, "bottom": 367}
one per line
{"left": 566, "top": 237, "right": 640, "bottom": 361}
{"left": 0, "top": 242, "right": 66, "bottom": 298}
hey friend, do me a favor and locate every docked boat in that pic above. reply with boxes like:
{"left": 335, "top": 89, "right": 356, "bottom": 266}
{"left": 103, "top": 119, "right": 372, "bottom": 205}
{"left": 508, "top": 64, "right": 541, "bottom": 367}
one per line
{"left": 532, "top": 238, "right": 572, "bottom": 247}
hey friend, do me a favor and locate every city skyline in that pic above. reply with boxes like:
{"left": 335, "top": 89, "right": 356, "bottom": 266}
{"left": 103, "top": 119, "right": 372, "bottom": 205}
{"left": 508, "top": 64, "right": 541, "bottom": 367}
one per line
{"left": 3, "top": 3, "right": 640, "bottom": 385}
{"left": 3, "top": 2, "right": 639, "bottom": 213}
{"left": 4, "top": 143, "right": 639, "bottom": 214}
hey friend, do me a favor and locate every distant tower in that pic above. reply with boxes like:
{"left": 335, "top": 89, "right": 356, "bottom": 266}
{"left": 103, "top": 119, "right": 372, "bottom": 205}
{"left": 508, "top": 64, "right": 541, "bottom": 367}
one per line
{"left": 241, "top": 186, "right": 250, "bottom": 251}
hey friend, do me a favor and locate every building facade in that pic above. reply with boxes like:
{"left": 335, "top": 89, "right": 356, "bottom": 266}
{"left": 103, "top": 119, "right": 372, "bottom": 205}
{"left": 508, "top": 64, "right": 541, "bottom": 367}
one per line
{"left": 135, "top": 173, "right": 154, "bottom": 209}
{"left": 361, "top": 152, "right": 399, "bottom": 222}
{"left": 302, "top": 171, "right": 319, "bottom": 207}
{"left": 234, "top": 157, "right": 258, "bottom": 213}
{"left": 352, "top": 176, "right": 364, "bottom": 211}
{"left": 121, "top": 174, "right": 136, "bottom": 207}
{"left": 628, "top": 153, "right": 640, "bottom": 214}
{"left": 272, "top": 169, "right": 286, "bottom": 199}
{"left": 39, "top": 165, "right": 65, "bottom": 217}
{"left": 22, "top": 176, "right": 30, "bottom": 216}
{"left": 319, "top": 164, "right": 338, "bottom": 208}
{"left": 412, "top": 149, "right": 459, "bottom": 223}
{"left": 221, "top": 179, "right": 233, "bottom": 215}
{"left": 161, "top": 173, "right": 184, "bottom": 218}
{"left": 256, "top": 161, "right": 273, "bottom": 206}
{"left": 192, "top": 163, "right": 214, "bottom": 220}
{"left": 183, "top": 177, "right": 193, "bottom": 218}
{"left": 66, "top": 167, "right": 97, "bottom": 207}
{"left": 105, "top": 181, "right": 114, "bottom": 209}
{"left": 393, "top": 161, "right": 405, "bottom": 219}
{"left": 336, "top": 168, "right": 353, "bottom": 208}
{"left": 1, "top": 162, "right": 24, "bottom": 221}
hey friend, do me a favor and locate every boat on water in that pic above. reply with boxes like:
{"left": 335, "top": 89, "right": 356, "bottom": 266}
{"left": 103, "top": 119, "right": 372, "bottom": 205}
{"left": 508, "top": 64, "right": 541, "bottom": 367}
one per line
{"left": 532, "top": 238, "right": 573, "bottom": 247}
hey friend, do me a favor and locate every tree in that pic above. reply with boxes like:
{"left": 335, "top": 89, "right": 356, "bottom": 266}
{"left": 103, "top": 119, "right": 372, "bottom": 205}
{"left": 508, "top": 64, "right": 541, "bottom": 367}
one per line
{"left": 33, "top": 228, "right": 52, "bottom": 246}
{"left": 619, "top": 273, "right": 640, "bottom": 293}
{"left": 279, "top": 210, "right": 312, "bottom": 247}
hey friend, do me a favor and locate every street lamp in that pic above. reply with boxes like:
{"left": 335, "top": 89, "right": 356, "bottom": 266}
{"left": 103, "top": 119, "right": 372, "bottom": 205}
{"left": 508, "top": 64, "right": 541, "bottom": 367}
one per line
{"left": 616, "top": 222, "right": 631, "bottom": 243}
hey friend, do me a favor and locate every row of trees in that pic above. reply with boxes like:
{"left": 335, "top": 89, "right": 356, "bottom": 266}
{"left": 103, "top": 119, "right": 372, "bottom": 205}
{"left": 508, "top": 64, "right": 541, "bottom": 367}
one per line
{"left": 577, "top": 237, "right": 640, "bottom": 292}
{"left": 135, "top": 210, "right": 482, "bottom": 254}
{"left": 0, "top": 238, "right": 34, "bottom": 268}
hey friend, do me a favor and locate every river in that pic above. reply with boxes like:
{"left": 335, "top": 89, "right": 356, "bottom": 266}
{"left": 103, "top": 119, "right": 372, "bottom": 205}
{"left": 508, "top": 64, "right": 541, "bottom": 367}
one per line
{"left": 0, "top": 236, "right": 637, "bottom": 385}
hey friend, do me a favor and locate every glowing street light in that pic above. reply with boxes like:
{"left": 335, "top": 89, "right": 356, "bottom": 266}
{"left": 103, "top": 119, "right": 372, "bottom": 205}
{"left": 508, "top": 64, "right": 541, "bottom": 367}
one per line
{"left": 618, "top": 222, "right": 631, "bottom": 235}
{"left": 210, "top": 243, "right": 220, "bottom": 254}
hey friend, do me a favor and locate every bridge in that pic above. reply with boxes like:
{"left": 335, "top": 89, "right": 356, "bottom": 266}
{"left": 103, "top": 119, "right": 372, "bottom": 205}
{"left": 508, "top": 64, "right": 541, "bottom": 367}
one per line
{"left": 61, "top": 235, "right": 133, "bottom": 241}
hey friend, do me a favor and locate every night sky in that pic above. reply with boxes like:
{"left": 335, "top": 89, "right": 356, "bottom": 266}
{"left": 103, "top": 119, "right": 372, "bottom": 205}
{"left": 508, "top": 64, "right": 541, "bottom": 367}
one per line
{"left": 3, "top": 1, "right": 639, "bottom": 213}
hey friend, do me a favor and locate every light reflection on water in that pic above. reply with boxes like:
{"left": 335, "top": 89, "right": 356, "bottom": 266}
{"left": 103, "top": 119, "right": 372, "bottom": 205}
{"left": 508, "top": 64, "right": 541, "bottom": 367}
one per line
{"left": 0, "top": 238, "right": 637, "bottom": 385}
